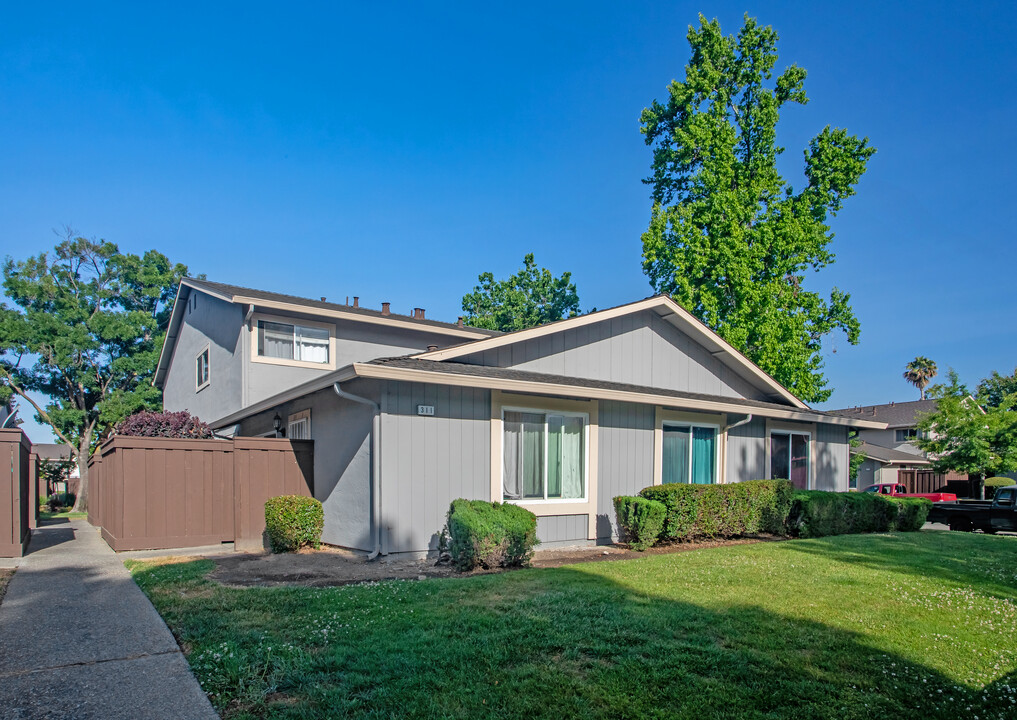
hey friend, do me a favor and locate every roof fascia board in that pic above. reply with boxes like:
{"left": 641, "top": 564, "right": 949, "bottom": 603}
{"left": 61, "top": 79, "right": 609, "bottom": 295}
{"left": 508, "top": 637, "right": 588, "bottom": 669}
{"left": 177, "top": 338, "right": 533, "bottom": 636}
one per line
{"left": 352, "top": 363, "right": 884, "bottom": 429}
{"left": 230, "top": 295, "right": 489, "bottom": 339}
{"left": 154, "top": 284, "right": 191, "bottom": 388}
{"left": 412, "top": 296, "right": 808, "bottom": 409}
{"left": 180, "top": 278, "right": 235, "bottom": 303}
{"left": 210, "top": 365, "right": 358, "bottom": 428}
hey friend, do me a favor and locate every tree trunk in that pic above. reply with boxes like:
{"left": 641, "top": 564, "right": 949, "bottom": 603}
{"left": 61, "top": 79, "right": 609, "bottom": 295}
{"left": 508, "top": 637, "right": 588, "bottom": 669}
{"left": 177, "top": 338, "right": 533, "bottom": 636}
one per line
{"left": 71, "top": 430, "right": 91, "bottom": 513}
{"left": 979, "top": 472, "right": 985, "bottom": 501}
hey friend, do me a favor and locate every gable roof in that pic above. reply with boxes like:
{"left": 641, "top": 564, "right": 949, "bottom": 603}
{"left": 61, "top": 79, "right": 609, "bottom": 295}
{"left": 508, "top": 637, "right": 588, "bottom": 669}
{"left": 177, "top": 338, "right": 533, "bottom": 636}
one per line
{"left": 827, "top": 400, "right": 939, "bottom": 428}
{"left": 210, "top": 355, "right": 887, "bottom": 430}
{"left": 411, "top": 295, "right": 809, "bottom": 409}
{"left": 155, "top": 278, "right": 498, "bottom": 387}
{"left": 855, "top": 440, "right": 931, "bottom": 466}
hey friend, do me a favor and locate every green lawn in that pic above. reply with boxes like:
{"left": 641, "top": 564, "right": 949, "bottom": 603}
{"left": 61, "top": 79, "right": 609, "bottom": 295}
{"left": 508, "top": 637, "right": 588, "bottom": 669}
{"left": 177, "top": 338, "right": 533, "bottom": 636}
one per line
{"left": 39, "top": 510, "right": 87, "bottom": 520}
{"left": 128, "top": 531, "right": 1017, "bottom": 720}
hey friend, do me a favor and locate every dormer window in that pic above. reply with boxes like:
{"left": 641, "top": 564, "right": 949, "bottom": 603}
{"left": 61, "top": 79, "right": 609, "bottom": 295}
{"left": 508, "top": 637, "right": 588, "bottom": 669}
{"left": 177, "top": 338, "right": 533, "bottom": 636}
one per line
{"left": 251, "top": 314, "right": 335, "bottom": 369}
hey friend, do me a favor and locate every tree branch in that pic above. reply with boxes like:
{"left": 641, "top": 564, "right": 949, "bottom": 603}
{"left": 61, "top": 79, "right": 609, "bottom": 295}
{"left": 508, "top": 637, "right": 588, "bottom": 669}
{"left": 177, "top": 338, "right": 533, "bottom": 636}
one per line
{"left": 0, "top": 367, "right": 79, "bottom": 456}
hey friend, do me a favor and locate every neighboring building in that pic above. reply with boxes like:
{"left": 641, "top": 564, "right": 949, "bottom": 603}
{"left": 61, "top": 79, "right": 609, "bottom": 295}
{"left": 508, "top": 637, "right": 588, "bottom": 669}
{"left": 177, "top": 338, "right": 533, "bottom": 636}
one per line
{"left": 158, "top": 281, "right": 884, "bottom": 554}
{"left": 828, "top": 400, "right": 966, "bottom": 490}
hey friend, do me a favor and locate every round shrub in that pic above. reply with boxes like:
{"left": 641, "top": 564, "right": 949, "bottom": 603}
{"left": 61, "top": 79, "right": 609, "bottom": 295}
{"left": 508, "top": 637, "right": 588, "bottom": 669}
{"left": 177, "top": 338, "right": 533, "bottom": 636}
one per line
{"left": 116, "top": 410, "right": 215, "bottom": 439}
{"left": 443, "top": 499, "right": 538, "bottom": 571}
{"left": 264, "top": 495, "right": 324, "bottom": 553}
{"left": 985, "top": 477, "right": 1015, "bottom": 499}
{"left": 613, "top": 496, "right": 666, "bottom": 550}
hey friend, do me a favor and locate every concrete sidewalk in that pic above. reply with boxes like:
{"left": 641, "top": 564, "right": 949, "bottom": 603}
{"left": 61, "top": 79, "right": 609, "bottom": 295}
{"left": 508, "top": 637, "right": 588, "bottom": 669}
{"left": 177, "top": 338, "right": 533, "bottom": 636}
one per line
{"left": 0, "top": 518, "right": 218, "bottom": 720}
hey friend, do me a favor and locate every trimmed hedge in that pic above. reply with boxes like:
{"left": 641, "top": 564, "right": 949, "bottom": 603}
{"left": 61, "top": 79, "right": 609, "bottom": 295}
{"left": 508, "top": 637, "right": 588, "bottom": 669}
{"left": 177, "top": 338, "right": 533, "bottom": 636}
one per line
{"left": 613, "top": 496, "right": 666, "bottom": 550}
{"left": 116, "top": 410, "right": 215, "bottom": 439}
{"left": 789, "top": 491, "right": 901, "bottom": 538}
{"left": 985, "top": 477, "right": 1014, "bottom": 499}
{"left": 443, "top": 500, "right": 538, "bottom": 571}
{"left": 264, "top": 495, "right": 324, "bottom": 553}
{"left": 639, "top": 480, "right": 794, "bottom": 542}
{"left": 892, "top": 497, "right": 932, "bottom": 532}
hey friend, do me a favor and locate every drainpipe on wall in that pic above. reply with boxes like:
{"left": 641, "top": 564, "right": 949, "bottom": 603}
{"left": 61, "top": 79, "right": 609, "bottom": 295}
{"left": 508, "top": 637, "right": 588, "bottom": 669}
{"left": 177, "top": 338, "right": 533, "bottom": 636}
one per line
{"left": 333, "top": 382, "right": 385, "bottom": 560}
{"left": 725, "top": 414, "right": 753, "bottom": 432}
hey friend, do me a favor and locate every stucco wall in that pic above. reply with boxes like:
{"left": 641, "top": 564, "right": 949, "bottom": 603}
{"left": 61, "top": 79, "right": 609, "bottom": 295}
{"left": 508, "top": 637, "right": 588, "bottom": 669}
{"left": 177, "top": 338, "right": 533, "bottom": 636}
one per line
{"left": 162, "top": 293, "right": 245, "bottom": 424}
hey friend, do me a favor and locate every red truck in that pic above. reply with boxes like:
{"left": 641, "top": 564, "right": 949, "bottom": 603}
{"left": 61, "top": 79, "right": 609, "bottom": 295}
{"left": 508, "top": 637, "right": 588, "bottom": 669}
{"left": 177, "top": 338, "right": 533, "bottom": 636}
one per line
{"left": 860, "top": 483, "right": 958, "bottom": 503}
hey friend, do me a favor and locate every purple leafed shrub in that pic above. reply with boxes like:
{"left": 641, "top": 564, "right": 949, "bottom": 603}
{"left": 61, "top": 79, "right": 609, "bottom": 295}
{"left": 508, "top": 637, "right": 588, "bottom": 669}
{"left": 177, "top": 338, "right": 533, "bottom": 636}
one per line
{"left": 116, "top": 410, "right": 216, "bottom": 439}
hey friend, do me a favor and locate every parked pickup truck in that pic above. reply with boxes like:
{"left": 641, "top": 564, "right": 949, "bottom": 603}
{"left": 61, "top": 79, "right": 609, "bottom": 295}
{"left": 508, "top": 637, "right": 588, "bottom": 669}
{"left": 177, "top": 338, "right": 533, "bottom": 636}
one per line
{"left": 927, "top": 485, "right": 1017, "bottom": 533}
{"left": 860, "top": 483, "right": 958, "bottom": 503}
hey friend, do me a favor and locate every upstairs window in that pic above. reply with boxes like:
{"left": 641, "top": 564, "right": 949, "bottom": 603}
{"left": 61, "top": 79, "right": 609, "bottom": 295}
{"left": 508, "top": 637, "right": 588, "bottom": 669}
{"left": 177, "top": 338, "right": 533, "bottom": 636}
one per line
{"left": 196, "top": 347, "right": 210, "bottom": 390}
{"left": 257, "top": 320, "right": 330, "bottom": 364}
{"left": 895, "top": 428, "right": 920, "bottom": 442}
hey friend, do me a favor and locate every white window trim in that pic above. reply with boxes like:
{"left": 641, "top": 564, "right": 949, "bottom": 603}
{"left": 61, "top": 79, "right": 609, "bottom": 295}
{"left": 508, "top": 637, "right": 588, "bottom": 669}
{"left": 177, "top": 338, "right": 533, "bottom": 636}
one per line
{"left": 489, "top": 391, "right": 598, "bottom": 540}
{"left": 195, "top": 344, "right": 210, "bottom": 392}
{"left": 249, "top": 312, "right": 337, "bottom": 371}
{"left": 660, "top": 420, "right": 722, "bottom": 485}
{"left": 766, "top": 426, "right": 813, "bottom": 490}
{"left": 653, "top": 408, "right": 727, "bottom": 485}
{"left": 500, "top": 405, "right": 590, "bottom": 504}
{"left": 288, "top": 409, "right": 311, "bottom": 439}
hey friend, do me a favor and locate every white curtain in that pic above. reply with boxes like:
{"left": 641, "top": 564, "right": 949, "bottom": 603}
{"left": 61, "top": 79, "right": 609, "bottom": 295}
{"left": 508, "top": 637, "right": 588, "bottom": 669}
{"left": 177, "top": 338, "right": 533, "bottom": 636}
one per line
{"left": 261, "top": 321, "right": 294, "bottom": 359}
{"left": 295, "top": 325, "right": 329, "bottom": 363}
{"left": 503, "top": 412, "right": 522, "bottom": 499}
{"left": 561, "top": 415, "right": 584, "bottom": 499}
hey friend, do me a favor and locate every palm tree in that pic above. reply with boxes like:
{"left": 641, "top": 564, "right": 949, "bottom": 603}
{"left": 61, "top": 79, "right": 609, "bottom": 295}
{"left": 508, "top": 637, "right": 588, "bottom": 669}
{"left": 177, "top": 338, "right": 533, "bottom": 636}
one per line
{"left": 903, "top": 357, "right": 938, "bottom": 400}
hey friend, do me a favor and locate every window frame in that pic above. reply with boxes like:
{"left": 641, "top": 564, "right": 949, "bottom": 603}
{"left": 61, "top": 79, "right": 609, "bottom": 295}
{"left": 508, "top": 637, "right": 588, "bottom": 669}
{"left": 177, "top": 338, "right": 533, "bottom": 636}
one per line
{"left": 895, "top": 427, "right": 920, "bottom": 442}
{"left": 249, "top": 312, "right": 337, "bottom": 370}
{"left": 195, "top": 344, "right": 210, "bottom": 391}
{"left": 660, "top": 420, "right": 721, "bottom": 485}
{"left": 287, "top": 409, "right": 311, "bottom": 440}
{"left": 768, "top": 429, "right": 812, "bottom": 490}
{"left": 500, "top": 405, "right": 590, "bottom": 504}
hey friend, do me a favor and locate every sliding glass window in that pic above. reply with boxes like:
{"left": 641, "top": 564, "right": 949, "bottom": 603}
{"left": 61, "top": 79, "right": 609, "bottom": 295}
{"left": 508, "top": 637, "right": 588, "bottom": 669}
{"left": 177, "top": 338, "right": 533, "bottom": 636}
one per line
{"left": 662, "top": 424, "right": 717, "bottom": 484}
{"left": 770, "top": 432, "right": 810, "bottom": 489}
{"left": 503, "top": 410, "right": 586, "bottom": 501}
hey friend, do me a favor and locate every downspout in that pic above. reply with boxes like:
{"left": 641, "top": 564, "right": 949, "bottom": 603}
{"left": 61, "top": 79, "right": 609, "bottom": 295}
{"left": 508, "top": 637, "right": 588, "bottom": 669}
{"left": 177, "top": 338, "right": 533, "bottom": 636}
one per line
{"left": 334, "top": 382, "right": 385, "bottom": 560}
{"left": 722, "top": 415, "right": 752, "bottom": 483}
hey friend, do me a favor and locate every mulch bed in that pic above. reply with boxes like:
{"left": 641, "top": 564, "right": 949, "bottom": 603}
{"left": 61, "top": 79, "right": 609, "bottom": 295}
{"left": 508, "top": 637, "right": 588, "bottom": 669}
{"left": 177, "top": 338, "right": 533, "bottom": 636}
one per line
{"left": 206, "top": 535, "right": 784, "bottom": 589}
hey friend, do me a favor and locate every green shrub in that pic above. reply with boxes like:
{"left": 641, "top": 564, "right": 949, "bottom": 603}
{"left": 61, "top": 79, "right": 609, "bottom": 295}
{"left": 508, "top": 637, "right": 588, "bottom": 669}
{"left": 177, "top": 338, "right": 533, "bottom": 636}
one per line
{"left": 613, "top": 496, "right": 666, "bottom": 550}
{"left": 47, "top": 493, "right": 76, "bottom": 511}
{"left": 639, "top": 480, "right": 794, "bottom": 542}
{"left": 891, "top": 497, "right": 932, "bottom": 531}
{"left": 985, "top": 477, "right": 1014, "bottom": 499}
{"left": 264, "top": 495, "right": 324, "bottom": 553}
{"left": 443, "top": 500, "right": 538, "bottom": 571}
{"left": 789, "top": 491, "right": 898, "bottom": 538}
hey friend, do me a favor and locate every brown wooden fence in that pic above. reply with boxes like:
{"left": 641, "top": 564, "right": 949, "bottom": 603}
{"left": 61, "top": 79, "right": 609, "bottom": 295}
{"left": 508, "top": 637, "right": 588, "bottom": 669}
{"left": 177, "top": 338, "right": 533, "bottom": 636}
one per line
{"left": 899, "top": 469, "right": 978, "bottom": 498}
{"left": 0, "top": 429, "right": 32, "bottom": 557}
{"left": 88, "top": 435, "right": 313, "bottom": 552}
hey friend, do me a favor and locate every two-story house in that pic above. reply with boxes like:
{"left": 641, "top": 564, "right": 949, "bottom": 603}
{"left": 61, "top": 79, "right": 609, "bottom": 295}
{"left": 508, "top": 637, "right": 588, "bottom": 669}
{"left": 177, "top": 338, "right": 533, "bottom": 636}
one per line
{"left": 157, "top": 278, "right": 884, "bottom": 555}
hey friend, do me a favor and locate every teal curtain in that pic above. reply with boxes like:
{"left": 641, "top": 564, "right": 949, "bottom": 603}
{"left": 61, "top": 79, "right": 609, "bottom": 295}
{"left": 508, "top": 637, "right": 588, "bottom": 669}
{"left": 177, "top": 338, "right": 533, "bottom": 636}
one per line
{"left": 662, "top": 426, "right": 690, "bottom": 484}
{"left": 691, "top": 427, "right": 715, "bottom": 484}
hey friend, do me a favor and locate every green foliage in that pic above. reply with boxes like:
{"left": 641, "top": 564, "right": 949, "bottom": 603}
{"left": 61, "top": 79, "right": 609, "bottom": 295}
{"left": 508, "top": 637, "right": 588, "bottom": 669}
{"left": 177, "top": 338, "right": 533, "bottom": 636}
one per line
{"left": 985, "top": 476, "right": 1015, "bottom": 499}
{"left": 639, "top": 480, "right": 794, "bottom": 542}
{"left": 903, "top": 356, "right": 938, "bottom": 400}
{"left": 639, "top": 15, "right": 874, "bottom": 403}
{"left": 848, "top": 431, "right": 865, "bottom": 486}
{"left": 891, "top": 497, "right": 932, "bottom": 532}
{"left": 0, "top": 233, "right": 188, "bottom": 511}
{"left": 38, "top": 457, "right": 74, "bottom": 494}
{"left": 47, "top": 492, "right": 76, "bottom": 511}
{"left": 461, "top": 253, "right": 581, "bottom": 332}
{"left": 977, "top": 368, "right": 1017, "bottom": 410}
{"left": 916, "top": 370, "right": 1017, "bottom": 479}
{"left": 443, "top": 499, "right": 538, "bottom": 571}
{"left": 264, "top": 495, "right": 324, "bottom": 553}
{"left": 789, "top": 491, "right": 899, "bottom": 538}
{"left": 613, "top": 496, "right": 666, "bottom": 550}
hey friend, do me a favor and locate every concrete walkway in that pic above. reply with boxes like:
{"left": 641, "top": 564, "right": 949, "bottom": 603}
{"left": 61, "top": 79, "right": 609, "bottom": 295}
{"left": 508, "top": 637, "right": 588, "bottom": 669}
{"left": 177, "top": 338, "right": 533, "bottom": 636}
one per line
{"left": 0, "top": 518, "right": 218, "bottom": 720}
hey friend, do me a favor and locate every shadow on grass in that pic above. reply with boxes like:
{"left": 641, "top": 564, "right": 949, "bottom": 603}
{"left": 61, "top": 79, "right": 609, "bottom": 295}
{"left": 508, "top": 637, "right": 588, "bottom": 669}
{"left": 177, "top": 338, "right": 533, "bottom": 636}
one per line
{"left": 129, "top": 556, "right": 1017, "bottom": 720}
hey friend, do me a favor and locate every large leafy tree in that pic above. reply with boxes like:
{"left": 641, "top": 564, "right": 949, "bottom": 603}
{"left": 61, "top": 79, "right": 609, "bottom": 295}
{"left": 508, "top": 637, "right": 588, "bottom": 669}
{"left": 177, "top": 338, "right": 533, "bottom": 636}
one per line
{"left": 461, "top": 253, "right": 581, "bottom": 332}
{"left": 976, "top": 368, "right": 1017, "bottom": 410}
{"left": 916, "top": 370, "right": 1017, "bottom": 499}
{"left": 639, "top": 14, "right": 875, "bottom": 403}
{"left": 0, "top": 234, "right": 188, "bottom": 511}
{"left": 903, "top": 356, "right": 938, "bottom": 400}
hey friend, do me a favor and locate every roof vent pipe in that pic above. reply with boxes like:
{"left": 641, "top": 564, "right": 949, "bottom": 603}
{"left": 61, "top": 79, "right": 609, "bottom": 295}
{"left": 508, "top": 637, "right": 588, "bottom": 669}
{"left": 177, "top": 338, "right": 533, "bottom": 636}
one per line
{"left": 333, "top": 382, "right": 385, "bottom": 560}
{"left": 427, "top": 345, "right": 438, "bottom": 352}
{"left": 353, "top": 296, "right": 359, "bottom": 308}
{"left": 457, "top": 316, "right": 464, "bottom": 327}
{"left": 381, "top": 302, "right": 390, "bottom": 316}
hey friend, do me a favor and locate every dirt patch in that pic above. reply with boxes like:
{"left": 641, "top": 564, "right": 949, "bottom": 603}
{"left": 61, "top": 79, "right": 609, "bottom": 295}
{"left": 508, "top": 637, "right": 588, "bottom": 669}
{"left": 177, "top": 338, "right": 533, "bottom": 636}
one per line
{"left": 207, "top": 535, "right": 783, "bottom": 588}
{"left": 0, "top": 569, "right": 13, "bottom": 605}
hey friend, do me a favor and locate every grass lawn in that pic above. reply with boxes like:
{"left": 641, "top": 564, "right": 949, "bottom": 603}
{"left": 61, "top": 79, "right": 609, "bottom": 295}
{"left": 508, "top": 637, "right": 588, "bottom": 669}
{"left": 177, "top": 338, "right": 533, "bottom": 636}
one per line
{"left": 128, "top": 531, "right": 1017, "bottom": 720}
{"left": 39, "top": 510, "right": 87, "bottom": 521}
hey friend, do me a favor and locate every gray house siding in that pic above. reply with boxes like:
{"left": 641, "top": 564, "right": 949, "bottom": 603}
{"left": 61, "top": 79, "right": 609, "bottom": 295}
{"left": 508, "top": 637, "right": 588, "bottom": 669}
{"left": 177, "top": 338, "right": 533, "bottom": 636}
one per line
{"left": 458, "top": 311, "right": 769, "bottom": 402}
{"left": 856, "top": 427, "right": 923, "bottom": 456}
{"left": 726, "top": 417, "right": 768, "bottom": 482}
{"left": 815, "top": 423, "right": 850, "bottom": 492}
{"left": 537, "top": 515, "right": 590, "bottom": 545}
{"left": 597, "top": 401, "right": 655, "bottom": 540}
{"left": 380, "top": 381, "right": 491, "bottom": 554}
{"left": 162, "top": 294, "right": 245, "bottom": 424}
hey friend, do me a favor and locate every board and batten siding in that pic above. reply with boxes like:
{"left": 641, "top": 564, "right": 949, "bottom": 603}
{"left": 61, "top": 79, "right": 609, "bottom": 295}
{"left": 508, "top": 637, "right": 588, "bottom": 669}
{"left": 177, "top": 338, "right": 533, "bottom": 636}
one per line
{"left": 457, "top": 311, "right": 769, "bottom": 402}
{"left": 815, "top": 423, "right": 850, "bottom": 492}
{"left": 726, "top": 416, "right": 768, "bottom": 483}
{"left": 380, "top": 381, "right": 491, "bottom": 554}
{"left": 537, "top": 515, "right": 590, "bottom": 545}
{"left": 596, "top": 400, "right": 655, "bottom": 540}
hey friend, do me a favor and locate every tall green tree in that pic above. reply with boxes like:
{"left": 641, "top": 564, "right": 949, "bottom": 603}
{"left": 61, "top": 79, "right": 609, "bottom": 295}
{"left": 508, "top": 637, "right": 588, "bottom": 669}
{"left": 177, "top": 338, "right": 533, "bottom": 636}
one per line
{"left": 461, "top": 253, "right": 581, "bottom": 332}
{"left": 903, "top": 356, "right": 938, "bottom": 400}
{"left": 976, "top": 368, "right": 1017, "bottom": 410}
{"left": 639, "top": 14, "right": 874, "bottom": 403}
{"left": 0, "top": 234, "right": 188, "bottom": 511}
{"left": 916, "top": 370, "right": 1017, "bottom": 499}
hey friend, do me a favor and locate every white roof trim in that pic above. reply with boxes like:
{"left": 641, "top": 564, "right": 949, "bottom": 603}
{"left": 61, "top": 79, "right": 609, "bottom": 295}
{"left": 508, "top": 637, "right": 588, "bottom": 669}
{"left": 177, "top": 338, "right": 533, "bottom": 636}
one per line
{"left": 412, "top": 296, "right": 809, "bottom": 409}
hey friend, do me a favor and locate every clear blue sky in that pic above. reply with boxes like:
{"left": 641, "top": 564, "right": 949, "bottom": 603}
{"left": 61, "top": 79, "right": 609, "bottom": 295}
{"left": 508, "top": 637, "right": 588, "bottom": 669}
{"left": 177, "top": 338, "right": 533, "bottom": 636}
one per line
{"left": 2, "top": 2, "right": 1015, "bottom": 443}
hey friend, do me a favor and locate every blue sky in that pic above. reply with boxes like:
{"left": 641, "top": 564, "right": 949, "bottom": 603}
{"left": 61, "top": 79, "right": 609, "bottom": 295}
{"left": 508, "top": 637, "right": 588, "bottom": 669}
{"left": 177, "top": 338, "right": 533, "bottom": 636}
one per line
{"left": 2, "top": 2, "right": 1015, "bottom": 443}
